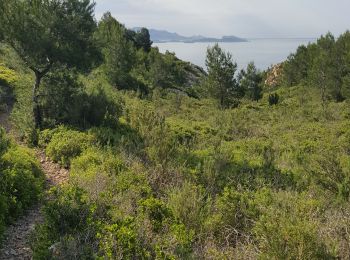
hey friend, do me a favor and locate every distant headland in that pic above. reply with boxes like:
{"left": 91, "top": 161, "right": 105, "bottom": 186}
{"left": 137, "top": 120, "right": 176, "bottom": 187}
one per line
{"left": 132, "top": 28, "right": 247, "bottom": 43}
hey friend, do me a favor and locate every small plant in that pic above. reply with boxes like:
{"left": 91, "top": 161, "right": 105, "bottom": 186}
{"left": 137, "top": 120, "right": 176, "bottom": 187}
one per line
{"left": 268, "top": 93, "right": 279, "bottom": 106}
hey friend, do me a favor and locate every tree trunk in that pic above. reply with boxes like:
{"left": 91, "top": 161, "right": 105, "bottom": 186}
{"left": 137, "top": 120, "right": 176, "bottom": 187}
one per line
{"left": 219, "top": 83, "right": 225, "bottom": 109}
{"left": 320, "top": 71, "right": 326, "bottom": 105}
{"left": 33, "top": 71, "right": 42, "bottom": 129}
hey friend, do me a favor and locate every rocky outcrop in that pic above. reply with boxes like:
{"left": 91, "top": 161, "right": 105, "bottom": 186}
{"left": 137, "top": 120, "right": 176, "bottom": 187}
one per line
{"left": 265, "top": 63, "right": 284, "bottom": 88}
{"left": 184, "top": 62, "right": 207, "bottom": 87}
{"left": 167, "top": 61, "right": 207, "bottom": 98}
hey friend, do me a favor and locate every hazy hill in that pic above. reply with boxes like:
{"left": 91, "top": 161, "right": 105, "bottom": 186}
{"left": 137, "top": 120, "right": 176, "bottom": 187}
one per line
{"left": 133, "top": 27, "right": 247, "bottom": 43}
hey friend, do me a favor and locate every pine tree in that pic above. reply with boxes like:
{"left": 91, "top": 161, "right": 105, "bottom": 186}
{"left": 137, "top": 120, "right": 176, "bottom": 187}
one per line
{"left": 238, "top": 62, "right": 263, "bottom": 101}
{"left": 0, "top": 0, "right": 99, "bottom": 128}
{"left": 205, "top": 44, "right": 239, "bottom": 108}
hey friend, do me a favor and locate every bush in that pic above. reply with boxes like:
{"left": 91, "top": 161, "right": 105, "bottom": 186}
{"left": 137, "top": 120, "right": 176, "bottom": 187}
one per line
{"left": 253, "top": 192, "right": 332, "bottom": 259}
{"left": 192, "top": 143, "right": 296, "bottom": 195}
{"left": 70, "top": 148, "right": 151, "bottom": 218}
{"left": 125, "top": 102, "right": 179, "bottom": 169}
{"left": 45, "top": 127, "right": 95, "bottom": 167}
{"left": 140, "top": 197, "right": 173, "bottom": 233}
{"left": 88, "top": 123, "right": 143, "bottom": 154}
{"left": 0, "top": 63, "right": 16, "bottom": 111}
{"left": 167, "top": 182, "right": 207, "bottom": 231}
{"left": 268, "top": 93, "right": 280, "bottom": 105}
{"left": 69, "top": 148, "right": 126, "bottom": 203}
{"left": 31, "top": 186, "right": 98, "bottom": 259}
{"left": 38, "top": 127, "right": 62, "bottom": 148}
{"left": 98, "top": 218, "right": 148, "bottom": 259}
{"left": 205, "top": 188, "right": 259, "bottom": 245}
{"left": 0, "top": 135, "right": 44, "bottom": 239}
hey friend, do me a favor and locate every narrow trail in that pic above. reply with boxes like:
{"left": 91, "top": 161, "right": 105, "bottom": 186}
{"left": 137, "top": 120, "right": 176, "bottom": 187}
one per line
{"left": 0, "top": 111, "right": 69, "bottom": 259}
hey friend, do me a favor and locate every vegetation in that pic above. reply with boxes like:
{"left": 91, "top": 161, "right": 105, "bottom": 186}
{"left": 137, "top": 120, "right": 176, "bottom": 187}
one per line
{"left": 0, "top": 1, "right": 350, "bottom": 259}
{"left": 0, "top": 63, "right": 16, "bottom": 111}
{"left": 238, "top": 62, "right": 263, "bottom": 101}
{"left": 0, "top": 0, "right": 100, "bottom": 128}
{"left": 0, "top": 128, "right": 44, "bottom": 240}
{"left": 283, "top": 31, "right": 350, "bottom": 102}
{"left": 205, "top": 43, "right": 240, "bottom": 108}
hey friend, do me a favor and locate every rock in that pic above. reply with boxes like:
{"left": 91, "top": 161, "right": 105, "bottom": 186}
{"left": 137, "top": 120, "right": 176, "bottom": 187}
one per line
{"left": 10, "top": 248, "right": 17, "bottom": 255}
{"left": 49, "top": 242, "right": 61, "bottom": 256}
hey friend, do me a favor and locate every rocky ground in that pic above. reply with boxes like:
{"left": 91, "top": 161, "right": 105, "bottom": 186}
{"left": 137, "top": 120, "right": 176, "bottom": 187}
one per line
{"left": 0, "top": 206, "right": 43, "bottom": 260}
{"left": 0, "top": 111, "right": 68, "bottom": 260}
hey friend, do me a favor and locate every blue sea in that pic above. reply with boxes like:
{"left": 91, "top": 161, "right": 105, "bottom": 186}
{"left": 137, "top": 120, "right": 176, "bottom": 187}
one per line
{"left": 155, "top": 38, "right": 316, "bottom": 71}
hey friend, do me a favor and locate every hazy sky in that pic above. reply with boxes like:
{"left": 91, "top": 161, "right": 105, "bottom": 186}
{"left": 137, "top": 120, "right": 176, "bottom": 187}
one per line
{"left": 94, "top": 0, "right": 350, "bottom": 38}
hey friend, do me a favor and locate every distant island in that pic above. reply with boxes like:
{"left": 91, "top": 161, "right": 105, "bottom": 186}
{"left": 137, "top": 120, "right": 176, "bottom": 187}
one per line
{"left": 133, "top": 28, "right": 247, "bottom": 43}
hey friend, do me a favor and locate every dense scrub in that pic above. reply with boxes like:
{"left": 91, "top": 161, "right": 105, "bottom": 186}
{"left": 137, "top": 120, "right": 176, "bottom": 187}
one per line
{"left": 29, "top": 82, "right": 350, "bottom": 258}
{"left": 0, "top": 128, "right": 44, "bottom": 240}
{"left": 2, "top": 35, "right": 350, "bottom": 258}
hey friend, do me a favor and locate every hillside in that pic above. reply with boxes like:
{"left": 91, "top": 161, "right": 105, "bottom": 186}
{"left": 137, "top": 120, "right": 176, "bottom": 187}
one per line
{"left": 0, "top": 1, "right": 350, "bottom": 259}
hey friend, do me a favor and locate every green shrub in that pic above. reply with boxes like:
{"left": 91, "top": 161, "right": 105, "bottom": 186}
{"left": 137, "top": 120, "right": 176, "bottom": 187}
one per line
{"left": 167, "top": 223, "right": 194, "bottom": 258}
{"left": 0, "top": 63, "right": 16, "bottom": 111}
{"left": 71, "top": 148, "right": 126, "bottom": 177}
{"left": 125, "top": 102, "right": 179, "bottom": 169}
{"left": 31, "top": 186, "right": 98, "bottom": 259}
{"left": 98, "top": 218, "right": 149, "bottom": 259}
{"left": 254, "top": 192, "right": 332, "bottom": 259}
{"left": 98, "top": 183, "right": 195, "bottom": 258}
{"left": 205, "top": 188, "right": 259, "bottom": 245}
{"left": 192, "top": 144, "right": 296, "bottom": 195}
{"left": 1, "top": 146, "right": 44, "bottom": 217}
{"left": 0, "top": 63, "right": 18, "bottom": 85}
{"left": 70, "top": 148, "right": 126, "bottom": 203}
{"left": 167, "top": 182, "right": 208, "bottom": 231}
{"left": 38, "top": 127, "right": 63, "bottom": 148}
{"left": 0, "top": 140, "right": 44, "bottom": 239}
{"left": 88, "top": 124, "right": 144, "bottom": 154}
{"left": 140, "top": 197, "right": 173, "bottom": 233}
{"left": 70, "top": 148, "right": 152, "bottom": 218}
{"left": 45, "top": 127, "right": 95, "bottom": 167}
{"left": 153, "top": 223, "right": 194, "bottom": 259}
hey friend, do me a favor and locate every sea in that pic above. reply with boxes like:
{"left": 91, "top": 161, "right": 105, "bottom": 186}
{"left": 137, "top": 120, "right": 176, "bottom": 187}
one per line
{"left": 155, "top": 38, "right": 316, "bottom": 71}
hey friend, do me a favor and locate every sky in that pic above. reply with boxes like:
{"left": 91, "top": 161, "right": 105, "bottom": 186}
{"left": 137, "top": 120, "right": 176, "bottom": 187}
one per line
{"left": 94, "top": 0, "right": 350, "bottom": 38}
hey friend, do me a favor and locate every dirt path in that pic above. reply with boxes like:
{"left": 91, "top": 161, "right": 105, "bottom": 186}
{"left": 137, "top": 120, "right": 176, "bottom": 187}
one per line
{"left": 0, "top": 113, "right": 69, "bottom": 259}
